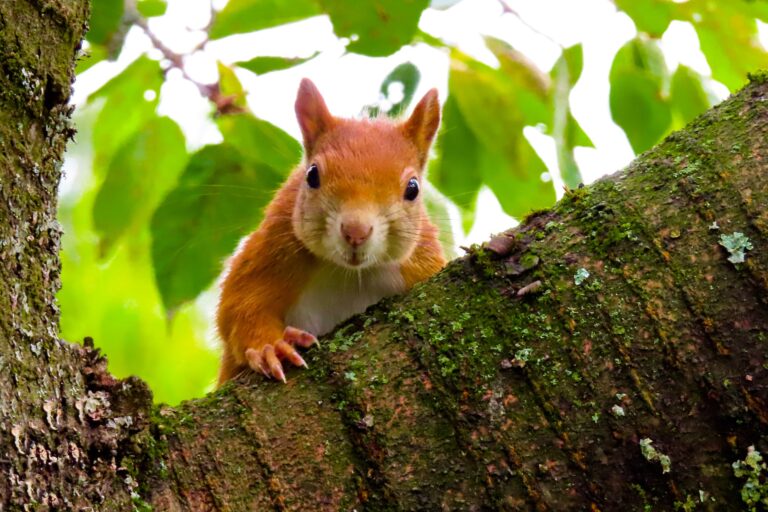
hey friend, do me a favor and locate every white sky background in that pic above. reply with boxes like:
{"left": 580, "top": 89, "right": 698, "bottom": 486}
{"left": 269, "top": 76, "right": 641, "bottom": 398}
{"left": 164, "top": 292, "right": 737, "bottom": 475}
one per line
{"left": 68, "top": 0, "right": 766, "bottom": 245}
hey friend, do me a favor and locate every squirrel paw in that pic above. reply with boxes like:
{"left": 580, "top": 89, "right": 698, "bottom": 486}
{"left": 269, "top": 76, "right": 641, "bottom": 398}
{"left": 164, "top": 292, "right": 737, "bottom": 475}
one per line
{"left": 244, "top": 327, "right": 317, "bottom": 383}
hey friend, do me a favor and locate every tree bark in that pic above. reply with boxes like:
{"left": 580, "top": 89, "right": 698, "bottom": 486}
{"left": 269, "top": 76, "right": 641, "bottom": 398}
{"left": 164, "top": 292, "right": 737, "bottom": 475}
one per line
{"left": 0, "top": 1, "right": 154, "bottom": 510}
{"left": 3, "top": 4, "right": 768, "bottom": 511}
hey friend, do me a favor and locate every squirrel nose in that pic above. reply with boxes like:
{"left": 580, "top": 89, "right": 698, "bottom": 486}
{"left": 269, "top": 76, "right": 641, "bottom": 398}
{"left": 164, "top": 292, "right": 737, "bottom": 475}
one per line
{"left": 341, "top": 221, "right": 373, "bottom": 248}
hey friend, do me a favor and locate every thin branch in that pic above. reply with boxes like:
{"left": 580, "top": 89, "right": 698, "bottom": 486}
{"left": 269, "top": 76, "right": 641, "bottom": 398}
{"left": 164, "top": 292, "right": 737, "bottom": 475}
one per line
{"left": 497, "top": 0, "right": 563, "bottom": 48}
{"left": 134, "top": 17, "right": 242, "bottom": 115}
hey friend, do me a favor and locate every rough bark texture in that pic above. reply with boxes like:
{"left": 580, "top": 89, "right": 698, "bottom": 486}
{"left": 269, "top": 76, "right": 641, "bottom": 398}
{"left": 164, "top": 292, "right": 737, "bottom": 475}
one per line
{"left": 1, "top": 1, "right": 153, "bottom": 510}
{"left": 140, "top": 74, "right": 768, "bottom": 510}
{"left": 3, "top": 3, "right": 768, "bottom": 511}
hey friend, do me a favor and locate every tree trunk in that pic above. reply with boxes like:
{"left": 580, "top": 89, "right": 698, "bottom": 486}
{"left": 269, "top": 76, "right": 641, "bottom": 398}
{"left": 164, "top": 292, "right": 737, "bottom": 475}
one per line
{"left": 0, "top": 1, "right": 154, "bottom": 509}
{"left": 3, "top": 4, "right": 768, "bottom": 511}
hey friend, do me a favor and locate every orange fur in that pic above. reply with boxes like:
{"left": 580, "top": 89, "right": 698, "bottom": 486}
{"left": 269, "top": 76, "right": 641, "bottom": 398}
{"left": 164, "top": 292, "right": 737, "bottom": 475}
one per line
{"left": 216, "top": 79, "right": 446, "bottom": 384}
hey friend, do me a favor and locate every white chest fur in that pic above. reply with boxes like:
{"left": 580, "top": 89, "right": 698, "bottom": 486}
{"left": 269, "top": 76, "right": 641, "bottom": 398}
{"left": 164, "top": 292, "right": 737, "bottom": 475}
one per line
{"left": 286, "top": 263, "right": 406, "bottom": 336}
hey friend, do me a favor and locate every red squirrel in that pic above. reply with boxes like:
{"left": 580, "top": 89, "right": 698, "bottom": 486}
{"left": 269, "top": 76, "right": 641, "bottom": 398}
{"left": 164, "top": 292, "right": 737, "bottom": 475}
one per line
{"left": 216, "top": 78, "right": 445, "bottom": 384}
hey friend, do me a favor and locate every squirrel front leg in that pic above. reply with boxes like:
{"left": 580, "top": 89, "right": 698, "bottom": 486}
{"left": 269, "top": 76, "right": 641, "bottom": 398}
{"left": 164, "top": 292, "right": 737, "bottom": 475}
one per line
{"left": 216, "top": 228, "right": 317, "bottom": 385}
{"left": 218, "top": 312, "right": 316, "bottom": 384}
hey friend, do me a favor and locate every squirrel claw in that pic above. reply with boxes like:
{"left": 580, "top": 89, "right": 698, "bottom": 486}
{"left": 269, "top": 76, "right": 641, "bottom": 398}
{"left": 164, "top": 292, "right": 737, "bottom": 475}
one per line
{"left": 283, "top": 326, "right": 318, "bottom": 348}
{"left": 276, "top": 340, "right": 308, "bottom": 369}
{"left": 244, "top": 329, "right": 315, "bottom": 382}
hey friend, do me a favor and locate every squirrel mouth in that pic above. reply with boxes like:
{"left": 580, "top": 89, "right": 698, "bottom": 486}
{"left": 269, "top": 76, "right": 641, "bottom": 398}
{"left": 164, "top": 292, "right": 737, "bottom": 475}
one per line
{"left": 348, "top": 253, "right": 361, "bottom": 266}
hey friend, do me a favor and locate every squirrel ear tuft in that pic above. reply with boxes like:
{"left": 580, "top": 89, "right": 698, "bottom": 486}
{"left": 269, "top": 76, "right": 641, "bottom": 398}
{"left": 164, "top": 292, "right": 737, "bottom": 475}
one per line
{"left": 295, "top": 78, "right": 334, "bottom": 154}
{"left": 402, "top": 88, "right": 440, "bottom": 167}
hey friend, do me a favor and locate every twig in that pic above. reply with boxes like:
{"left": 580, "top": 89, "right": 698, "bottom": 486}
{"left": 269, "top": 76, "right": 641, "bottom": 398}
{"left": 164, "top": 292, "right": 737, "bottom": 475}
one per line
{"left": 135, "top": 17, "right": 242, "bottom": 114}
{"left": 497, "top": 0, "right": 563, "bottom": 48}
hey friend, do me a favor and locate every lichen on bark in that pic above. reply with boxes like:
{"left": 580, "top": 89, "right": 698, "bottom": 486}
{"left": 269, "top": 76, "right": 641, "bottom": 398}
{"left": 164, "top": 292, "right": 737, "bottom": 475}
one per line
{"left": 1, "top": 1, "right": 768, "bottom": 508}
{"left": 134, "top": 75, "right": 768, "bottom": 510}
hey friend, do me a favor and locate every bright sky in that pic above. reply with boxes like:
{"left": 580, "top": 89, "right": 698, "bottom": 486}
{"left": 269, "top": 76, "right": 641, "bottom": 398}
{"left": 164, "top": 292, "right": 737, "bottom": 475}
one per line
{"left": 69, "top": 0, "right": 763, "bottom": 245}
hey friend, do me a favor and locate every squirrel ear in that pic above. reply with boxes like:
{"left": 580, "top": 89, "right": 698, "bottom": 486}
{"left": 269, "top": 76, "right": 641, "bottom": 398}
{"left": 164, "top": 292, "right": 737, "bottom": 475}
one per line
{"left": 402, "top": 88, "right": 440, "bottom": 167}
{"left": 295, "top": 78, "right": 334, "bottom": 153}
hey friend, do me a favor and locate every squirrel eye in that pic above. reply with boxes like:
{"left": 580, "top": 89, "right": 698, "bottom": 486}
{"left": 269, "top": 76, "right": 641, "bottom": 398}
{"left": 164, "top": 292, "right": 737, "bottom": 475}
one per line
{"left": 306, "top": 163, "right": 320, "bottom": 189}
{"left": 404, "top": 177, "right": 419, "bottom": 201}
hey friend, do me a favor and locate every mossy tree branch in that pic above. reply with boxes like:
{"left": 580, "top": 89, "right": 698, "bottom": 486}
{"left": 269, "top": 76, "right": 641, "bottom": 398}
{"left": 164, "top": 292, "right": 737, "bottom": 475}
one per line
{"left": 138, "top": 74, "right": 768, "bottom": 510}
{"left": 2, "top": 2, "right": 768, "bottom": 510}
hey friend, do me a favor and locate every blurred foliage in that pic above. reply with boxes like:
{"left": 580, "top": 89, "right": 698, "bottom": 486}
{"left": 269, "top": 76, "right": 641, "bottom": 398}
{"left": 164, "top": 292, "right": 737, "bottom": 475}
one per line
{"left": 63, "top": 0, "right": 767, "bottom": 403}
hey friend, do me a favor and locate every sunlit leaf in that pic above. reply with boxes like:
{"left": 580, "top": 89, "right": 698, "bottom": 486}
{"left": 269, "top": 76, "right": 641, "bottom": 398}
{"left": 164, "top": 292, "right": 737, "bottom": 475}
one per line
{"left": 616, "top": 0, "right": 768, "bottom": 91}
{"left": 209, "top": 0, "right": 320, "bottom": 39}
{"left": 429, "top": 96, "right": 482, "bottom": 232}
{"left": 609, "top": 37, "right": 668, "bottom": 91}
{"left": 322, "top": 0, "right": 430, "bottom": 56}
{"left": 450, "top": 51, "right": 537, "bottom": 174}
{"left": 610, "top": 71, "right": 671, "bottom": 154}
{"left": 614, "top": 0, "right": 674, "bottom": 37}
{"left": 93, "top": 117, "right": 188, "bottom": 255}
{"left": 137, "top": 0, "right": 168, "bottom": 17}
{"left": 609, "top": 38, "right": 671, "bottom": 154}
{"left": 76, "top": 44, "right": 108, "bottom": 74}
{"left": 565, "top": 112, "right": 593, "bottom": 149}
{"left": 484, "top": 38, "right": 550, "bottom": 125}
{"left": 236, "top": 53, "right": 319, "bottom": 75}
{"left": 422, "top": 182, "right": 457, "bottom": 259}
{"left": 216, "top": 113, "right": 302, "bottom": 175}
{"left": 441, "top": 53, "right": 556, "bottom": 220}
{"left": 695, "top": 19, "right": 766, "bottom": 90}
{"left": 89, "top": 56, "right": 163, "bottom": 177}
{"left": 381, "top": 62, "right": 421, "bottom": 117}
{"left": 217, "top": 62, "right": 248, "bottom": 110}
{"left": 557, "top": 44, "right": 584, "bottom": 87}
{"left": 86, "top": 0, "right": 124, "bottom": 45}
{"left": 670, "top": 65, "right": 711, "bottom": 128}
{"left": 551, "top": 44, "right": 588, "bottom": 188}
{"left": 151, "top": 145, "right": 283, "bottom": 311}
{"left": 480, "top": 143, "right": 554, "bottom": 220}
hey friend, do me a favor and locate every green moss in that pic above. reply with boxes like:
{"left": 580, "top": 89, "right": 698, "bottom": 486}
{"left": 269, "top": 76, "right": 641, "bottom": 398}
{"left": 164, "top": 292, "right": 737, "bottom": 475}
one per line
{"left": 747, "top": 70, "right": 768, "bottom": 84}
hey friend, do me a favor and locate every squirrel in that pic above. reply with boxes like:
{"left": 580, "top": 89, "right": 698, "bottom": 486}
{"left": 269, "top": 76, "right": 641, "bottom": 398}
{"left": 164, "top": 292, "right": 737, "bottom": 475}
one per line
{"left": 216, "top": 78, "right": 446, "bottom": 384}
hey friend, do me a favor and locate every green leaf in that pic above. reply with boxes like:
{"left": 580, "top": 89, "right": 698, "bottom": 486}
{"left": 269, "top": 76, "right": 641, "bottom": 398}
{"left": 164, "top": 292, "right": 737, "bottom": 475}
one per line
{"left": 422, "top": 182, "right": 457, "bottom": 260}
{"left": 322, "top": 0, "right": 430, "bottom": 56}
{"left": 448, "top": 49, "right": 556, "bottom": 216}
{"left": 609, "top": 37, "right": 668, "bottom": 91}
{"left": 483, "top": 38, "right": 550, "bottom": 126}
{"left": 86, "top": 0, "right": 124, "bottom": 45}
{"left": 217, "top": 62, "right": 248, "bottom": 110}
{"left": 556, "top": 44, "right": 584, "bottom": 87}
{"left": 450, "top": 51, "right": 540, "bottom": 174}
{"left": 615, "top": 1, "right": 768, "bottom": 90}
{"left": 551, "top": 44, "right": 588, "bottom": 188}
{"left": 614, "top": 0, "right": 674, "bottom": 37}
{"left": 381, "top": 62, "right": 421, "bottom": 117}
{"left": 433, "top": 88, "right": 555, "bottom": 223}
{"left": 610, "top": 70, "right": 671, "bottom": 154}
{"left": 76, "top": 44, "right": 108, "bottom": 74}
{"left": 670, "top": 65, "right": 711, "bottom": 128}
{"left": 89, "top": 56, "right": 163, "bottom": 177}
{"left": 236, "top": 53, "right": 319, "bottom": 75}
{"left": 93, "top": 117, "right": 188, "bottom": 254}
{"left": 209, "top": 0, "right": 321, "bottom": 39}
{"left": 609, "top": 38, "right": 671, "bottom": 154}
{"left": 565, "top": 112, "right": 593, "bottom": 149}
{"left": 695, "top": 20, "right": 766, "bottom": 91}
{"left": 137, "top": 0, "right": 168, "bottom": 17}
{"left": 429, "top": 96, "right": 482, "bottom": 232}
{"left": 479, "top": 142, "right": 554, "bottom": 219}
{"left": 151, "top": 145, "right": 283, "bottom": 311}
{"left": 216, "top": 113, "right": 302, "bottom": 175}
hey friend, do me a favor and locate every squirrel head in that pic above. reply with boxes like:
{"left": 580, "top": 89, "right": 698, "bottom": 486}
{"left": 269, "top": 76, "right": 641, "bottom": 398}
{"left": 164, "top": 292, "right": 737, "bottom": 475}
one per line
{"left": 291, "top": 78, "right": 440, "bottom": 270}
